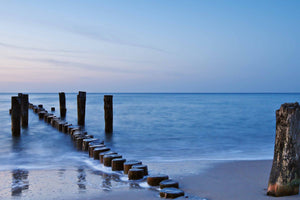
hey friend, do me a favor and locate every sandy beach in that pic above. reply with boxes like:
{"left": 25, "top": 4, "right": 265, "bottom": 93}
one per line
{"left": 0, "top": 159, "right": 299, "bottom": 200}
{"left": 178, "top": 160, "right": 300, "bottom": 200}
{"left": 1, "top": 0, "right": 299, "bottom": 198}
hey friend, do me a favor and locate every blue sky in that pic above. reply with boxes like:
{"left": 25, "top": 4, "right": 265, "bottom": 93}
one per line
{"left": 0, "top": 0, "right": 299, "bottom": 92}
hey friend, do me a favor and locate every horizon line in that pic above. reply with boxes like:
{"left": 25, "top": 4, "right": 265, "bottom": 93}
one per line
{"left": 2, "top": 92, "right": 300, "bottom": 95}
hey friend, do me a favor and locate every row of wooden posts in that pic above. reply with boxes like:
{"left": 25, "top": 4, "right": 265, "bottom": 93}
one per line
{"left": 10, "top": 92, "right": 113, "bottom": 137}
{"left": 11, "top": 92, "right": 184, "bottom": 198}
{"left": 10, "top": 93, "right": 300, "bottom": 197}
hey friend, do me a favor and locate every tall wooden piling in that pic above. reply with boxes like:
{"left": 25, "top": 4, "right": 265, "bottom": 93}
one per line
{"left": 11, "top": 96, "right": 21, "bottom": 137}
{"left": 21, "top": 94, "right": 29, "bottom": 128}
{"left": 18, "top": 93, "right": 23, "bottom": 108}
{"left": 104, "top": 95, "right": 113, "bottom": 133}
{"left": 267, "top": 102, "right": 300, "bottom": 197}
{"left": 18, "top": 93, "right": 23, "bottom": 118}
{"left": 77, "top": 91, "right": 86, "bottom": 126}
{"left": 59, "top": 92, "right": 66, "bottom": 118}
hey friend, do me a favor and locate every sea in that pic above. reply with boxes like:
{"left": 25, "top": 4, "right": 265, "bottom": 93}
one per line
{"left": 0, "top": 93, "right": 299, "bottom": 171}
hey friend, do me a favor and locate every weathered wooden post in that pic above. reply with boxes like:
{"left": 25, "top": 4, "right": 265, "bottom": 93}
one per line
{"left": 18, "top": 93, "right": 23, "bottom": 108}
{"left": 267, "top": 102, "right": 300, "bottom": 197}
{"left": 11, "top": 96, "right": 21, "bottom": 137}
{"left": 103, "top": 154, "right": 122, "bottom": 167}
{"left": 18, "top": 94, "right": 23, "bottom": 117}
{"left": 77, "top": 91, "right": 86, "bottom": 126}
{"left": 18, "top": 93, "right": 23, "bottom": 119}
{"left": 123, "top": 160, "right": 142, "bottom": 174}
{"left": 132, "top": 164, "right": 149, "bottom": 175}
{"left": 112, "top": 158, "right": 126, "bottom": 171}
{"left": 104, "top": 95, "right": 113, "bottom": 133}
{"left": 21, "top": 94, "right": 28, "bottom": 128}
{"left": 59, "top": 92, "right": 66, "bottom": 118}
{"left": 128, "top": 168, "right": 144, "bottom": 180}
{"left": 147, "top": 174, "right": 169, "bottom": 186}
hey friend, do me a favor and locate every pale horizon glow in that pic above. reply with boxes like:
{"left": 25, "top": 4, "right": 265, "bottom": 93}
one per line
{"left": 0, "top": 0, "right": 299, "bottom": 93}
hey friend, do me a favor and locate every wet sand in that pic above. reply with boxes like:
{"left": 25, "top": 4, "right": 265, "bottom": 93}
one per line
{"left": 0, "top": 160, "right": 299, "bottom": 200}
{"left": 0, "top": 167, "right": 162, "bottom": 200}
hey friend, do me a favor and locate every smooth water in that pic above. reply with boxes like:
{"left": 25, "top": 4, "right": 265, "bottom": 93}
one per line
{"left": 1, "top": 93, "right": 300, "bottom": 171}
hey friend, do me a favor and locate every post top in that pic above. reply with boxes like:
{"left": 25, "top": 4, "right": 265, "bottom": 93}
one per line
{"left": 78, "top": 91, "right": 86, "bottom": 97}
{"left": 11, "top": 96, "right": 20, "bottom": 102}
{"left": 104, "top": 95, "right": 113, "bottom": 99}
{"left": 278, "top": 102, "right": 300, "bottom": 114}
{"left": 280, "top": 102, "right": 299, "bottom": 110}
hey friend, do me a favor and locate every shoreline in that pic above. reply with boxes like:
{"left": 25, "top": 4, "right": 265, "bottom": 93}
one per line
{"left": 0, "top": 160, "right": 299, "bottom": 199}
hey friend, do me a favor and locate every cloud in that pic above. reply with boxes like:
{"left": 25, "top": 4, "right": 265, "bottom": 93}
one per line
{"left": 0, "top": 42, "right": 83, "bottom": 54}
{"left": 8, "top": 56, "right": 181, "bottom": 77}
{"left": 40, "top": 20, "right": 166, "bottom": 53}
{"left": 8, "top": 56, "right": 140, "bottom": 74}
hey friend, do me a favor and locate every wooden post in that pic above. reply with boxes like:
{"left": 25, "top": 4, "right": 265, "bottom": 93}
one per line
{"left": 132, "top": 164, "right": 149, "bottom": 176}
{"left": 147, "top": 174, "right": 169, "bottom": 186}
{"left": 77, "top": 91, "right": 86, "bottom": 126}
{"left": 18, "top": 93, "right": 23, "bottom": 119}
{"left": 128, "top": 168, "right": 144, "bottom": 180}
{"left": 104, "top": 95, "right": 113, "bottom": 133}
{"left": 93, "top": 147, "right": 110, "bottom": 160}
{"left": 21, "top": 94, "right": 28, "bottom": 128}
{"left": 11, "top": 96, "right": 21, "bottom": 137}
{"left": 160, "top": 188, "right": 184, "bottom": 199}
{"left": 100, "top": 151, "right": 117, "bottom": 163}
{"left": 18, "top": 93, "right": 23, "bottom": 112}
{"left": 159, "top": 179, "right": 179, "bottom": 189}
{"left": 112, "top": 158, "right": 126, "bottom": 171}
{"left": 123, "top": 160, "right": 142, "bottom": 174}
{"left": 103, "top": 154, "right": 122, "bottom": 167}
{"left": 267, "top": 102, "right": 300, "bottom": 197}
{"left": 59, "top": 92, "right": 66, "bottom": 118}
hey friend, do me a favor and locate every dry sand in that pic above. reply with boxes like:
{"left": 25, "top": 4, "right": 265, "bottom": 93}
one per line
{"left": 176, "top": 160, "right": 300, "bottom": 200}
{"left": 0, "top": 160, "right": 299, "bottom": 200}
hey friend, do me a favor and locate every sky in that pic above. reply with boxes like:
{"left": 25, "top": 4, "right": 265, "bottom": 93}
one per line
{"left": 0, "top": 0, "right": 299, "bottom": 93}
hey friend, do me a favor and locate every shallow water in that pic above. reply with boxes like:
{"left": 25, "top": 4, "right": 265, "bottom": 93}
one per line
{"left": 0, "top": 93, "right": 300, "bottom": 171}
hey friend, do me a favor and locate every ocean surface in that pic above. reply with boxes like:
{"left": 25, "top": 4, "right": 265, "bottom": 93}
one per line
{"left": 0, "top": 93, "right": 300, "bottom": 171}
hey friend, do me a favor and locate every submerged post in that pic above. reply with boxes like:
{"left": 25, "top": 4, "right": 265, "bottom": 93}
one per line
{"left": 11, "top": 96, "right": 21, "bottom": 136}
{"left": 267, "top": 102, "right": 300, "bottom": 197}
{"left": 59, "top": 92, "right": 66, "bottom": 118}
{"left": 104, "top": 95, "right": 113, "bottom": 133}
{"left": 21, "top": 94, "right": 29, "bottom": 128}
{"left": 77, "top": 91, "right": 86, "bottom": 126}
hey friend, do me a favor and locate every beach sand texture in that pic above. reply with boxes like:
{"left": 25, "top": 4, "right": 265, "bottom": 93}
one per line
{"left": 178, "top": 160, "right": 300, "bottom": 200}
{"left": 0, "top": 160, "right": 299, "bottom": 199}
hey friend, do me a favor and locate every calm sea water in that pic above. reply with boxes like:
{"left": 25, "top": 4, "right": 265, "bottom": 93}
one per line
{"left": 0, "top": 93, "right": 299, "bottom": 171}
